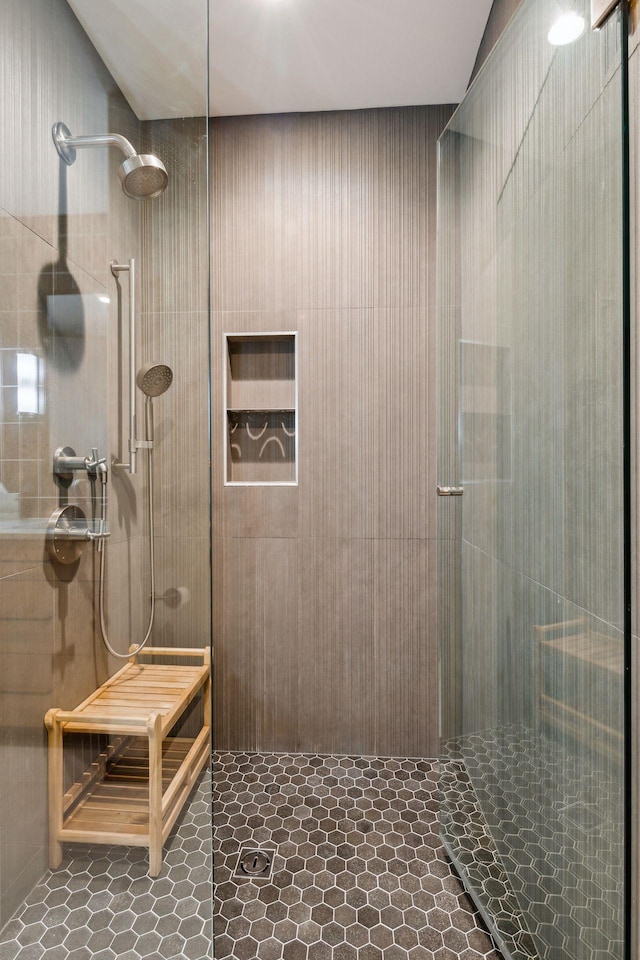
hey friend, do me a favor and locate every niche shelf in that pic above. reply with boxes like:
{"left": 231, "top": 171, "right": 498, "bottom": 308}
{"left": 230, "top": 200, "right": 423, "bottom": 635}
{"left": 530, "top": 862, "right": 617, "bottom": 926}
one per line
{"left": 224, "top": 333, "right": 297, "bottom": 485}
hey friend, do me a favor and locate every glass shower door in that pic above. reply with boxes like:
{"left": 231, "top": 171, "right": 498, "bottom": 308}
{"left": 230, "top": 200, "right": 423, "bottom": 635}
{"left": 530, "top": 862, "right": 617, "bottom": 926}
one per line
{"left": 437, "top": 2, "right": 627, "bottom": 958}
{"left": 0, "top": 1, "right": 212, "bottom": 956}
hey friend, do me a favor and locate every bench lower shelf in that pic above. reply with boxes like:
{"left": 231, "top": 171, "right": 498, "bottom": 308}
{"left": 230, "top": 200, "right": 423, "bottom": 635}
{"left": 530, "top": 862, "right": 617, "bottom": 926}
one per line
{"left": 60, "top": 732, "right": 209, "bottom": 847}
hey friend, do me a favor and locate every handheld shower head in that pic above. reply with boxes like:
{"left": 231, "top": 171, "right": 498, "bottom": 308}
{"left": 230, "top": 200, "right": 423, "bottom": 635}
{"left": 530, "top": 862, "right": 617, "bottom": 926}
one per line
{"left": 136, "top": 362, "right": 173, "bottom": 398}
{"left": 52, "top": 123, "right": 168, "bottom": 200}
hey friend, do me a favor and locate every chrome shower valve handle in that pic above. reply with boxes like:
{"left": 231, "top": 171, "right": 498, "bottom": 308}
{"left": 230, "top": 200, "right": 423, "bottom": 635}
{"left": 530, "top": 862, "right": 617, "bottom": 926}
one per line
{"left": 53, "top": 445, "right": 108, "bottom": 481}
{"left": 86, "top": 447, "right": 108, "bottom": 481}
{"left": 87, "top": 527, "right": 111, "bottom": 543}
{"left": 46, "top": 506, "right": 109, "bottom": 565}
{"left": 51, "top": 446, "right": 110, "bottom": 552}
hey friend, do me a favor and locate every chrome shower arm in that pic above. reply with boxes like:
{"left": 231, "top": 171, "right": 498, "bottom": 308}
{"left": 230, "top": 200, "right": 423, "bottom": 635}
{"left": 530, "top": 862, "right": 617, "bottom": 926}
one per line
{"left": 62, "top": 132, "right": 136, "bottom": 158}
{"left": 64, "top": 133, "right": 136, "bottom": 157}
{"left": 52, "top": 123, "right": 136, "bottom": 165}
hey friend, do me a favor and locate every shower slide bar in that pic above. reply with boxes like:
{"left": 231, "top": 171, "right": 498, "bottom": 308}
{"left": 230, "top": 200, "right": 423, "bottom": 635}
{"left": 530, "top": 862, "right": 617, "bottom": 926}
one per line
{"left": 111, "top": 258, "right": 151, "bottom": 474}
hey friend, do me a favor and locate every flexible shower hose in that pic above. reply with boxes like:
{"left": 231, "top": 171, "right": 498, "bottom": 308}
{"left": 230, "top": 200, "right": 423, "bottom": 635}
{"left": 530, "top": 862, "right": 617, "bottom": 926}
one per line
{"left": 97, "top": 448, "right": 156, "bottom": 659}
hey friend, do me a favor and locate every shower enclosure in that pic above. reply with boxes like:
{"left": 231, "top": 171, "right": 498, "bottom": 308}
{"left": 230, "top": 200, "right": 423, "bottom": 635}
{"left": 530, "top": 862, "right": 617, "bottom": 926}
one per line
{"left": 0, "top": 1, "right": 212, "bottom": 957}
{"left": 437, "top": 1, "right": 630, "bottom": 959}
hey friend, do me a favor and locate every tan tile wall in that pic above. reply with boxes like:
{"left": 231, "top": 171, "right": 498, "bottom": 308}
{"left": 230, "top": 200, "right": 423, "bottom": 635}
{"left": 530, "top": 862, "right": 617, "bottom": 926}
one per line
{"left": 211, "top": 106, "right": 454, "bottom": 756}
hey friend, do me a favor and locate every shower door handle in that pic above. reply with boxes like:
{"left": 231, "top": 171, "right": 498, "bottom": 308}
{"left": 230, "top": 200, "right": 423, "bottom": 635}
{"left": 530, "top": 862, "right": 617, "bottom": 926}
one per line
{"left": 437, "top": 486, "right": 464, "bottom": 496}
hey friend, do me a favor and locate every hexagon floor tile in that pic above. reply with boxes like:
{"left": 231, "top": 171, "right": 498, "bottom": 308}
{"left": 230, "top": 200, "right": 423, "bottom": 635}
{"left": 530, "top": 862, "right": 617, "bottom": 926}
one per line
{"left": 214, "top": 752, "right": 503, "bottom": 960}
{"left": 0, "top": 770, "right": 213, "bottom": 960}
{"left": 7, "top": 735, "right": 606, "bottom": 960}
{"left": 442, "top": 723, "right": 624, "bottom": 960}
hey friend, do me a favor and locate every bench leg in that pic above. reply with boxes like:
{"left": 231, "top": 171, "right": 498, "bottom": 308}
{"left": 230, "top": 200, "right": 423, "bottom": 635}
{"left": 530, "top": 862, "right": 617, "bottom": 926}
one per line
{"left": 203, "top": 647, "right": 212, "bottom": 742}
{"left": 45, "top": 709, "right": 63, "bottom": 869}
{"left": 148, "top": 712, "right": 163, "bottom": 877}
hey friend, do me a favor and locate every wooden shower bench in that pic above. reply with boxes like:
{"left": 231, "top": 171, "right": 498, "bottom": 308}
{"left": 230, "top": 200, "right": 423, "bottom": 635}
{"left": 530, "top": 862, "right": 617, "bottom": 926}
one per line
{"left": 45, "top": 647, "right": 211, "bottom": 876}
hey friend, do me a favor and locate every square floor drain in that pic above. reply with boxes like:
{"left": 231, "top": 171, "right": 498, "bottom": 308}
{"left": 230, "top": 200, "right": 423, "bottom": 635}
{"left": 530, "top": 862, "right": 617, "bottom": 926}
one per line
{"left": 234, "top": 847, "right": 276, "bottom": 880}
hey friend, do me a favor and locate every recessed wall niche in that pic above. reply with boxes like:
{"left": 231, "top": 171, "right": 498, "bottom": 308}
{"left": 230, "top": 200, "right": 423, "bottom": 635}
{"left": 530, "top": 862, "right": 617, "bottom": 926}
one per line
{"left": 224, "top": 333, "right": 297, "bottom": 485}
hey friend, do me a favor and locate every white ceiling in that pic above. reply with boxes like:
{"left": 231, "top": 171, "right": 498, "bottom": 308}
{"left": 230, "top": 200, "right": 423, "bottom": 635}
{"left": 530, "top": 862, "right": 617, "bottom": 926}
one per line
{"left": 68, "top": 0, "right": 494, "bottom": 121}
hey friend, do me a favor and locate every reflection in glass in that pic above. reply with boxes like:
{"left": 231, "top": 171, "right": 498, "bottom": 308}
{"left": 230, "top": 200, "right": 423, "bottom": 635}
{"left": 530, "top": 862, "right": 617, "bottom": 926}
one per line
{"left": 437, "top": 0, "right": 625, "bottom": 957}
{"left": 16, "top": 354, "right": 45, "bottom": 416}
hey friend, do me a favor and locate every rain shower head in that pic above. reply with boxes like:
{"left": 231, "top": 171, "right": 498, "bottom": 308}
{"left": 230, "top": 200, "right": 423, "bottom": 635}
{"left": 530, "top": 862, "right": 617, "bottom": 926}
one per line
{"left": 52, "top": 122, "right": 168, "bottom": 200}
{"left": 136, "top": 362, "right": 173, "bottom": 398}
{"left": 118, "top": 155, "right": 168, "bottom": 200}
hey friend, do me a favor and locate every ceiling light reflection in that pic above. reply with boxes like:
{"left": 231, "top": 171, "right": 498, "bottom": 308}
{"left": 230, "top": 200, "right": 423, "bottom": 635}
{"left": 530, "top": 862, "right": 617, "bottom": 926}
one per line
{"left": 548, "top": 12, "right": 585, "bottom": 45}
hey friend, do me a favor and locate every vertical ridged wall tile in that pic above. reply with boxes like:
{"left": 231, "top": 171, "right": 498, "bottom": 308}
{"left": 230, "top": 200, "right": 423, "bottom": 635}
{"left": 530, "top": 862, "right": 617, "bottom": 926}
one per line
{"left": 214, "top": 536, "right": 259, "bottom": 750}
{"left": 140, "top": 115, "right": 211, "bottom": 656}
{"left": 211, "top": 106, "right": 452, "bottom": 313}
{"left": 295, "top": 539, "right": 374, "bottom": 754}
{"left": 297, "top": 307, "right": 437, "bottom": 540}
{"left": 295, "top": 538, "right": 436, "bottom": 757}
{"left": 141, "top": 118, "right": 209, "bottom": 315}
{"left": 212, "top": 106, "right": 454, "bottom": 756}
{"left": 216, "top": 536, "right": 436, "bottom": 757}
{"left": 151, "top": 536, "right": 211, "bottom": 649}
{"left": 141, "top": 310, "right": 210, "bottom": 540}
